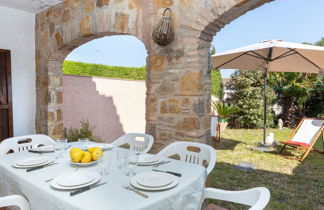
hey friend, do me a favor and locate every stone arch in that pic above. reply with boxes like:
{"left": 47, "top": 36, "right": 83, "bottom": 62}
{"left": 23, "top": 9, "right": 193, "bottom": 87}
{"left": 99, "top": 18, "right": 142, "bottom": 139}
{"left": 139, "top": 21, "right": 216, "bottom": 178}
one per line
{"left": 35, "top": 0, "right": 273, "bottom": 152}
{"left": 36, "top": 0, "right": 152, "bottom": 139}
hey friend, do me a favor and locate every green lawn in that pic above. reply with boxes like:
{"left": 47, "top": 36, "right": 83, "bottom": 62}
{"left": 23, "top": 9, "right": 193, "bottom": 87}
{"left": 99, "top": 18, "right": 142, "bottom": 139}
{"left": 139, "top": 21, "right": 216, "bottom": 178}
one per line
{"left": 207, "top": 128, "right": 324, "bottom": 210}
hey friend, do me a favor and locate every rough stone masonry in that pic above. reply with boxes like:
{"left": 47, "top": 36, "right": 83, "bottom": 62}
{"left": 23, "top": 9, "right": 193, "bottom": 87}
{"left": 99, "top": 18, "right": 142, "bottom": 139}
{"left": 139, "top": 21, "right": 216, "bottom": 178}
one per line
{"left": 35, "top": 0, "right": 272, "bottom": 152}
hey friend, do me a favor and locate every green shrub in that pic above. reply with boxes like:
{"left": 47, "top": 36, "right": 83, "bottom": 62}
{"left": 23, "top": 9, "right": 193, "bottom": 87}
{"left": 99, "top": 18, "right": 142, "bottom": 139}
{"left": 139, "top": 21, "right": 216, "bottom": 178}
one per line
{"left": 212, "top": 101, "right": 239, "bottom": 122}
{"left": 211, "top": 69, "right": 223, "bottom": 98}
{"left": 63, "top": 61, "right": 146, "bottom": 80}
{"left": 65, "top": 120, "right": 101, "bottom": 142}
{"left": 227, "top": 70, "right": 275, "bottom": 128}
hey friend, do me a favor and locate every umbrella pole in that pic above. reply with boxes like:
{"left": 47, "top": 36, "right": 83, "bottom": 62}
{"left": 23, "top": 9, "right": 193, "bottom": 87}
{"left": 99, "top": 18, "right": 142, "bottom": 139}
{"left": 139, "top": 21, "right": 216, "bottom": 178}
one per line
{"left": 263, "top": 70, "right": 267, "bottom": 145}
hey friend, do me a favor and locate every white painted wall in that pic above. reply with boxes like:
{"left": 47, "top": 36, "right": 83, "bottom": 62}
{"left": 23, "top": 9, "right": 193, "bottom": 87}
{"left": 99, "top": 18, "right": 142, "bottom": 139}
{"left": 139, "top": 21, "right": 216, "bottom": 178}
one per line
{"left": 63, "top": 75, "right": 146, "bottom": 141}
{"left": 0, "top": 6, "right": 36, "bottom": 136}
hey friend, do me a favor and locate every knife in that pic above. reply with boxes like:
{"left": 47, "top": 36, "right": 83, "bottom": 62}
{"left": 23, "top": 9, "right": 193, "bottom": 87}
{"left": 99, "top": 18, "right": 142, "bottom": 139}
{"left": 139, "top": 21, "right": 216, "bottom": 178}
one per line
{"left": 152, "top": 168, "right": 182, "bottom": 177}
{"left": 70, "top": 182, "right": 108, "bottom": 196}
{"left": 28, "top": 150, "right": 54, "bottom": 154}
{"left": 26, "top": 162, "right": 58, "bottom": 172}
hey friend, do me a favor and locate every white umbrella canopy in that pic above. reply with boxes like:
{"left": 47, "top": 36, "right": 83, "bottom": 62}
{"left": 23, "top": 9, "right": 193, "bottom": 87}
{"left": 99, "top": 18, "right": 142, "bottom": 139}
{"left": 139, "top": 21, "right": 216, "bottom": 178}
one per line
{"left": 212, "top": 40, "right": 324, "bottom": 148}
{"left": 212, "top": 40, "right": 324, "bottom": 73}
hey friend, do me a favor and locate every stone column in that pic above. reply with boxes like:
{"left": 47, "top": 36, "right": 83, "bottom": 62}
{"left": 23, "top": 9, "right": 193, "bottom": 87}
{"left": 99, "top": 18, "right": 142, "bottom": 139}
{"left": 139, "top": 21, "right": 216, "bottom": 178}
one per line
{"left": 146, "top": 37, "right": 212, "bottom": 152}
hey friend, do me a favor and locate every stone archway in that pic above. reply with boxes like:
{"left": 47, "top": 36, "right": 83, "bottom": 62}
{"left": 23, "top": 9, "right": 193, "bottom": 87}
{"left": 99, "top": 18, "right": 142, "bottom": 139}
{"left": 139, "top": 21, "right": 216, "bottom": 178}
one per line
{"left": 35, "top": 0, "right": 272, "bottom": 152}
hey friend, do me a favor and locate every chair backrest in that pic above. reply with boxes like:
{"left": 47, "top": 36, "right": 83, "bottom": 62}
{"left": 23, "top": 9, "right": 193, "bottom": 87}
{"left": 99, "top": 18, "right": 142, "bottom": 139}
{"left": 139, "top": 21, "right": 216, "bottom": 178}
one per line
{"left": 203, "top": 187, "right": 270, "bottom": 210}
{"left": 0, "top": 195, "right": 30, "bottom": 210}
{"left": 0, "top": 134, "right": 56, "bottom": 155}
{"left": 112, "top": 133, "right": 154, "bottom": 153}
{"left": 292, "top": 118, "right": 324, "bottom": 145}
{"left": 157, "top": 141, "right": 216, "bottom": 175}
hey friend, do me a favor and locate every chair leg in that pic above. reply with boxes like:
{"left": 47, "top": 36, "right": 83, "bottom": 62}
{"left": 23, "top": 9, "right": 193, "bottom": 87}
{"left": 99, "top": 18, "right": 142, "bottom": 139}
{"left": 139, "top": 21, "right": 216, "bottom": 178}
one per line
{"left": 300, "top": 148, "right": 312, "bottom": 162}
{"left": 279, "top": 145, "right": 286, "bottom": 154}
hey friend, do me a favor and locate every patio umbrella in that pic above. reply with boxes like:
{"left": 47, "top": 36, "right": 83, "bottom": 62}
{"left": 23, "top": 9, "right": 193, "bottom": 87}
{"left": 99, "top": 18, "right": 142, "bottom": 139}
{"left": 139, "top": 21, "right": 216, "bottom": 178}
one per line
{"left": 212, "top": 40, "right": 324, "bottom": 148}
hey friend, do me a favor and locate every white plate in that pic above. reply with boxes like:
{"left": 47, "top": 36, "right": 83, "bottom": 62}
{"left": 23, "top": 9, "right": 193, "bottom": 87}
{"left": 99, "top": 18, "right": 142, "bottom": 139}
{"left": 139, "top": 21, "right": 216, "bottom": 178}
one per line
{"left": 131, "top": 172, "right": 179, "bottom": 191}
{"left": 12, "top": 159, "right": 54, "bottom": 169}
{"left": 16, "top": 157, "right": 49, "bottom": 166}
{"left": 70, "top": 160, "right": 99, "bottom": 167}
{"left": 33, "top": 145, "right": 55, "bottom": 152}
{"left": 137, "top": 157, "right": 165, "bottom": 166}
{"left": 56, "top": 171, "right": 95, "bottom": 187}
{"left": 136, "top": 172, "right": 174, "bottom": 188}
{"left": 137, "top": 155, "right": 161, "bottom": 164}
{"left": 86, "top": 144, "right": 114, "bottom": 151}
{"left": 51, "top": 171, "right": 101, "bottom": 190}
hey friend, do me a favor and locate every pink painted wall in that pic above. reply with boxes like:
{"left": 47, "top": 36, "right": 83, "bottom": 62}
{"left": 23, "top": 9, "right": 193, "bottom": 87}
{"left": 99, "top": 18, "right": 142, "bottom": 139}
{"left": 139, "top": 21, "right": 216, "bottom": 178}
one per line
{"left": 63, "top": 75, "right": 146, "bottom": 142}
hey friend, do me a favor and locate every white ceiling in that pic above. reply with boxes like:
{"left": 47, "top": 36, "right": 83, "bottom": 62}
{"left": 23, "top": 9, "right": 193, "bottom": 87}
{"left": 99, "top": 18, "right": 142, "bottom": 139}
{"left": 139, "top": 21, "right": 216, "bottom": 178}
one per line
{"left": 0, "top": 0, "right": 62, "bottom": 13}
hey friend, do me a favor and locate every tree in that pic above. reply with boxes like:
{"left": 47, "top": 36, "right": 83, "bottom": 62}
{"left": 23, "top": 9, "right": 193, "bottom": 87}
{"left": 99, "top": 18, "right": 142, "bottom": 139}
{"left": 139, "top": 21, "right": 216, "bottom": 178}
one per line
{"left": 304, "top": 37, "right": 324, "bottom": 118}
{"left": 226, "top": 70, "right": 275, "bottom": 128}
{"left": 210, "top": 45, "right": 223, "bottom": 98}
{"left": 269, "top": 72, "right": 316, "bottom": 126}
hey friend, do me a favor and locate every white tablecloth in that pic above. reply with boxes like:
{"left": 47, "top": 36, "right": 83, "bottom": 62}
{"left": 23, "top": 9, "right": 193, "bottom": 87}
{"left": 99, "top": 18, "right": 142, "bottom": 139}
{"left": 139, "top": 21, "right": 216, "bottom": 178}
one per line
{"left": 0, "top": 144, "right": 206, "bottom": 210}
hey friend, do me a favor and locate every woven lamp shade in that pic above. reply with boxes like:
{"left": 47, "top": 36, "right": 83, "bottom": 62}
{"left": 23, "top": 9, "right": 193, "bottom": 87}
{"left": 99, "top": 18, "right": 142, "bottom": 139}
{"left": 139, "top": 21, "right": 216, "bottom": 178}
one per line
{"left": 152, "top": 8, "right": 174, "bottom": 46}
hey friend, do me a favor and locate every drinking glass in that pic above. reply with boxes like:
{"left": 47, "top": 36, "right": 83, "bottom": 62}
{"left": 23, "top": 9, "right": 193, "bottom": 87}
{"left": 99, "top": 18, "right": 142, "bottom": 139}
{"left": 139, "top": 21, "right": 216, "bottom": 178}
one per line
{"left": 78, "top": 138, "right": 89, "bottom": 149}
{"left": 56, "top": 138, "right": 67, "bottom": 159}
{"left": 117, "top": 151, "right": 128, "bottom": 170}
{"left": 99, "top": 155, "right": 111, "bottom": 175}
{"left": 127, "top": 154, "right": 138, "bottom": 176}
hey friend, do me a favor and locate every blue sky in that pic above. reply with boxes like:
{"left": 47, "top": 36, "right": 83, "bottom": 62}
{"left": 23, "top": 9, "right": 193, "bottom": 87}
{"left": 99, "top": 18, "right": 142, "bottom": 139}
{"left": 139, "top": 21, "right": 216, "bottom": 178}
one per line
{"left": 66, "top": 0, "right": 324, "bottom": 78}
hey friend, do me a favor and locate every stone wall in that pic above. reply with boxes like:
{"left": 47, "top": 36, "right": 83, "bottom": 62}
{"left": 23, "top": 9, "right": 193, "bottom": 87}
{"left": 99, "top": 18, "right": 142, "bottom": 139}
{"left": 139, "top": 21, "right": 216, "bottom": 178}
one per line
{"left": 35, "top": 0, "right": 272, "bottom": 152}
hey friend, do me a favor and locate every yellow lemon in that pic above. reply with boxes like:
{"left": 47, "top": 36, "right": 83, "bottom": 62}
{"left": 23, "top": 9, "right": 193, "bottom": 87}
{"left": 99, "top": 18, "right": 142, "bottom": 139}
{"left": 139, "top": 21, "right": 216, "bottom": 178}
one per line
{"left": 91, "top": 148, "right": 103, "bottom": 161}
{"left": 88, "top": 146, "right": 100, "bottom": 153}
{"left": 81, "top": 151, "right": 92, "bottom": 163}
{"left": 70, "top": 149, "right": 84, "bottom": 163}
{"left": 70, "top": 147, "right": 82, "bottom": 154}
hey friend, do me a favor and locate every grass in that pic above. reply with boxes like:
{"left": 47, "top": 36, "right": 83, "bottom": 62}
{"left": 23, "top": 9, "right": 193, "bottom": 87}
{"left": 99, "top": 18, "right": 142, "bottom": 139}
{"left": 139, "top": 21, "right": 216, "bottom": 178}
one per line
{"left": 207, "top": 128, "right": 324, "bottom": 210}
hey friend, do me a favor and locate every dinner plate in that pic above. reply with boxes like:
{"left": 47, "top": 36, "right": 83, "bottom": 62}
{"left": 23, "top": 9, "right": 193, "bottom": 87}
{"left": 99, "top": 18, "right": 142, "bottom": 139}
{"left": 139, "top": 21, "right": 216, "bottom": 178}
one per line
{"left": 136, "top": 172, "right": 174, "bottom": 188}
{"left": 15, "top": 157, "right": 50, "bottom": 166}
{"left": 32, "top": 145, "right": 55, "bottom": 152}
{"left": 70, "top": 160, "right": 99, "bottom": 167}
{"left": 131, "top": 172, "right": 179, "bottom": 191}
{"left": 86, "top": 143, "right": 114, "bottom": 151}
{"left": 12, "top": 159, "right": 55, "bottom": 169}
{"left": 56, "top": 171, "right": 95, "bottom": 187}
{"left": 137, "top": 156, "right": 165, "bottom": 166}
{"left": 51, "top": 171, "right": 101, "bottom": 190}
{"left": 137, "top": 155, "right": 161, "bottom": 164}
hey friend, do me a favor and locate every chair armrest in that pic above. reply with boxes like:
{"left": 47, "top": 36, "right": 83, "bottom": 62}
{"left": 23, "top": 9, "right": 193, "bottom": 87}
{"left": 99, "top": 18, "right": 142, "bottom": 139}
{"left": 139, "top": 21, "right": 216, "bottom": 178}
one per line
{"left": 204, "top": 187, "right": 270, "bottom": 210}
{"left": 0, "top": 195, "right": 30, "bottom": 210}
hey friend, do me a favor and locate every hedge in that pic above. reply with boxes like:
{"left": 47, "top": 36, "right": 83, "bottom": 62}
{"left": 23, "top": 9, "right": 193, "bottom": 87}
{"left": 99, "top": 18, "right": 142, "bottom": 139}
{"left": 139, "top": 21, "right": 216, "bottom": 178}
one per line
{"left": 63, "top": 61, "right": 146, "bottom": 80}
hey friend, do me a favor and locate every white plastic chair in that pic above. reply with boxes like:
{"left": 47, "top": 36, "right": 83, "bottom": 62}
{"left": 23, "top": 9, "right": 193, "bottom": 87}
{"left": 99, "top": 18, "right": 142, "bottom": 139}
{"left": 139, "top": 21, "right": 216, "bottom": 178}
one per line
{"left": 157, "top": 141, "right": 216, "bottom": 175}
{"left": 203, "top": 187, "right": 270, "bottom": 210}
{"left": 112, "top": 133, "right": 154, "bottom": 153}
{"left": 0, "top": 134, "right": 56, "bottom": 155}
{"left": 0, "top": 195, "right": 30, "bottom": 210}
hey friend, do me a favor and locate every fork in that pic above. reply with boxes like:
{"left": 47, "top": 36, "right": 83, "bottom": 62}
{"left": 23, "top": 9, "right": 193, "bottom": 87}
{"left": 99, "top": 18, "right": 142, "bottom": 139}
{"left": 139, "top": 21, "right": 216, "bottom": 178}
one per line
{"left": 123, "top": 184, "right": 148, "bottom": 198}
{"left": 45, "top": 168, "right": 79, "bottom": 182}
{"left": 153, "top": 160, "right": 171, "bottom": 167}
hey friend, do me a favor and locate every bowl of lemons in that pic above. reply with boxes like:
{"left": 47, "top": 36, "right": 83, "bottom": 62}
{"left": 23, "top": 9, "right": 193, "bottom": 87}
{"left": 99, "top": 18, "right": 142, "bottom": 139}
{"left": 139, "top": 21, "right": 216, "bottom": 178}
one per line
{"left": 70, "top": 147, "right": 103, "bottom": 166}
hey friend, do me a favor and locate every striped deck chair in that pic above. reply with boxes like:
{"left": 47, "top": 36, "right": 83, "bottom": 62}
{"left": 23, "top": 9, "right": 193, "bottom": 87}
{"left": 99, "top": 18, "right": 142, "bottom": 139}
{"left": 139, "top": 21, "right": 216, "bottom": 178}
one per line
{"left": 279, "top": 117, "right": 324, "bottom": 161}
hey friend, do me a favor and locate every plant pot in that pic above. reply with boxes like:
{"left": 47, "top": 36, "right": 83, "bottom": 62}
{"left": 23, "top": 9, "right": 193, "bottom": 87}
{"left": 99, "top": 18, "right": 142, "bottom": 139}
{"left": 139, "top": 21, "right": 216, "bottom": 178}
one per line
{"left": 219, "top": 122, "right": 228, "bottom": 132}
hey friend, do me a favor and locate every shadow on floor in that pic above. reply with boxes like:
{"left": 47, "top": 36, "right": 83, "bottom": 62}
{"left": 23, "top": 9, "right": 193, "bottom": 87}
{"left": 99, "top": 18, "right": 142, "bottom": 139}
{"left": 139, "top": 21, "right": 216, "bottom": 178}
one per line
{"left": 213, "top": 138, "right": 244, "bottom": 151}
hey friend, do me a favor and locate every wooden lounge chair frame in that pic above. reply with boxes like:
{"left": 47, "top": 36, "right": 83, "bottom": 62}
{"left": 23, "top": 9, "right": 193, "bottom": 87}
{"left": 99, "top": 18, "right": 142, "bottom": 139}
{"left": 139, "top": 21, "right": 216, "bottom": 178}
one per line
{"left": 279, "top": 117, "right": 324, "bottom": 162}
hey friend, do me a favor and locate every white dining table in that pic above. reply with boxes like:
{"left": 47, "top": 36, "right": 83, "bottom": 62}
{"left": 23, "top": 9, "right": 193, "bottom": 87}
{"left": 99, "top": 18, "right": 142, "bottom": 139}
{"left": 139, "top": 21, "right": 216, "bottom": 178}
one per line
{"left": 0, "top": 143, "right": 207, "bottom": 210}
